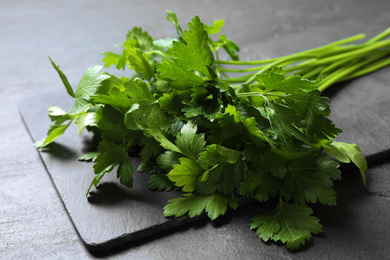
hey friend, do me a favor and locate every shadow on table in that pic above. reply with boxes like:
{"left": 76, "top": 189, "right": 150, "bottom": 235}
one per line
{"left": 40, "top": 142, "right": 78, "bottom": 161}
{"left": 87, "top": 182, "right": 156, "bottom": 205}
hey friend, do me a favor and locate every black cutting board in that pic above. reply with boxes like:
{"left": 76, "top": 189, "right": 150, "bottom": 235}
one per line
{"left": 19, "top": 91, "right": 205, "bottom": 254}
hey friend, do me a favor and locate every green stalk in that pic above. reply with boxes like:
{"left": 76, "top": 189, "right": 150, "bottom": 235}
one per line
{"left": 297, "top": 39, "right": 390, "bottom": 68}
{"left": 215, "top": 33, "right": 366, "bottom": 66}
{"left": 366, "top": 26, "right": 390, "bottom": 44}
{"left": 343, "top": 56, "right": 390, "bottom": 80}
{"left": 243, "top": 54, "right": 318, "bottom": 84}
{"left": 221, "top": 41, "right": 388, "bottom": 79}
{"left": 218, "top": 65, "right": 266, "bottom": 73}
{"left": 300, "top": 66, "right": 325, "bottom": 79}
{"left": 318, "top": 51, "right": 390, "bottom": 91}
{"left": 218, "top": 45, "right": 362, "bottom": 74}
{"left": 218, "top": 27, "right": 390, "bottom": 94}
{"left": 223, "top": 74, "right": 252, "bottom": 83}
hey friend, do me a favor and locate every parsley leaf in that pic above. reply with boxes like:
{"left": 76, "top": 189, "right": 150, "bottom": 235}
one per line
{"left": 240, "top": 170, "right": 279, "bottom": 202}
{"left": 88, "top": 140, "right": 134, "bottom": 194}
{"left": 157, "top": 15, "right": 215, "bottom": 87}
{"left": 282, "top": 152, "right": 340, "bottom": 205}
{"left": 175, "top": 121, "right": 206, "bottom": 161}
{"left": 92, "top": 87, "right": 131, "bottom": 114}
{"left": 72, "top": 65, "right": 110, "bottom": 113}
{"left": 167, "top": 157, "right": 204, "bottom": 192}
{"left": 147, "top": 173, "right": 177, "bottom": 191}
{"left": 34, "top": 121, "right": 72, "bottom": 148}
{"left": 157, "top": 59, "right": 205, "bottom": 88}
{"left": 323, "top": 141, "right": 367, "bottom": 184}
{"left": 49, "top": 57, "right": 75, "bottom": 98}
{"left": 166, "top": 10, "right": 183, "bottom": 36}
{"left": 127, "top": 48, "right": 154, "bottom": 81}
{"left": 164, "top": 193, "right": 238, "bottom": 220}
{"left": 250, "top": 201, "right": 322, "bottom": 250}
{"left": 174, "top": 15, "right": 214, "bottom": 78}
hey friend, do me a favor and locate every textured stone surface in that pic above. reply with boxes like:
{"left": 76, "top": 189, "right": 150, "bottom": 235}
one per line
{"left": 2, "top": 0, "right": 390, "bottom": 258}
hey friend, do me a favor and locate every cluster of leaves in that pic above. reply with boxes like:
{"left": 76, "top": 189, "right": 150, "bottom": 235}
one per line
{"left": 36, "top": 11, "right": 367, "bottom": 250}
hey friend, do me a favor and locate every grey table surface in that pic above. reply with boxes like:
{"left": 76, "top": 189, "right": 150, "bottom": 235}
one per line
{"left": 2, "top": 0, "right": 390, "bottom": 259}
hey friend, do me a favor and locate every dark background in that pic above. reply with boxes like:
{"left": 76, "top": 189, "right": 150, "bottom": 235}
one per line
{"left": 2, "top": 0, "right": 390, "bottom": 259}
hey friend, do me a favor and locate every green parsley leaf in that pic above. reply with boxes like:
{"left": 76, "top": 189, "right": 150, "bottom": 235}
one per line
{"left": 124, "top": 78, "right": 155, "bottom": 104}
{"left": 128, "top": 48, "right": 154, "bottom": 81}
{"left": 166, "top": 10, "right": 183, "bottom": 35}
{"left": 146, "top": 118, "right": 182, "bottom": 154}
{"left": 117, "top": 153, "right": 134, "bottom": 188}
{"left": 198, "top": 144, "right": 242, "bottom": 168}
{"left": 173, "top": 15, "right": 214, "bottom": 78}
{"left": 95, "top": 105, "right": 126, "bottom": 131}
{"left": 244, "top": 145, "right": 287, "bottom": 179}
{"left": 147, "top": 173, "right": 177, "bottom": 191}
{"left": 47, "top": 105, "right": 71, "bottom": 125}
{"left": 175, "top": 121, "right": 206, "bottom": 161}
{"left": 163, "top": 193, "right": 238, "bottom": 220}
{"left": 93, "top": 140, "right": 125, "bottom": 175}
{"left": 72, "top": 66, "right": 110, "bottom": 113}
{"left": 250, "top": 201, "right": 322, "bottom": 250}
{"left": 138, "top": 136, "right": 163, "bottom": 162}
{"left": 78, "top": 151, "right": 99, "bottom": 161}
{"left": 157, "top": 14, "right": 215, "bottom": 86}
{"left": 34, "top": 121, "right": 72, "bottom": 148}
{"left": 167, "top": 157, "right": 204, "bottom": 192}
{"left": 195, "top": 161, "right": 242, "bottom": 195}
{"left": 267, "top": 102, "right": 311, "bottom": 151}
{"left": 101, "top": 51, "right": 122, "bottom": 69}
{"left": 257, "top": 68, "right": 318, "bottom": 93}
{"left": 157, "top": 60, "right": 205, "bottom": 88}
{"left": 218, "top": 34, "right": 240, "bottom": 60}
{"left": 156, "top": 151, "right": 181, "bottom": 171}
{"left": 126, "top": 26, "right": 154, "bottom": 52}
{"left": 240, "top": 170, "right": 279, "bottom": 202}
{"left": 299, "top": 91, "right": 342, "bottom": 140}
{"left": 204, "top": 19, "right": 225, "bottom": 35}
{"left": 92, "top": 87, "right": 131, "bottom": 114}
{"left": 164, "top": 193, "right": 209, "bottom": 218}
{"left": 86, "top": 171, "right": 106, "bottom": 197}
{"left": 49, "top": 57, "right": 75, "bottom": 98}
{"left": 210, "top": 104, "right": 266, "bottom": 149}
{"left": 89, "top": 140, "right": 134, "bottom": 194}
{"left": 206, "top": 193, "right": 238, "bottom": 220}
{"left": 282, "top": 153, "right": 340, "bottom": 205}
{"left": 323, "top": 141, "right": 367, "bottom": 184}
{"left": 74, "top": 112, "right": 96, "bottom": 135}
{"left": 116, "top": 49, "right": 130, "bottom": 70}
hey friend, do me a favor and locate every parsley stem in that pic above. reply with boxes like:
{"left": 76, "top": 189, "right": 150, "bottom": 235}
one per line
{"left": 217, "top": 25, "right": 390, "bottom": 89}
{"left": 222, "top": 74, "right": 252, "bottom": 83}
{"left": 145, "top": 50, "right": 166, "bottom": 57}
{"left": 301, "top": 66, "right": 325, "bottom": 79}
{"left": 318, "top": 51, "right": 390, "bottom": 91}
{"left": 236, "top": 92, "right": 265, "bottom": 97}
{"left": 221, "top": 37, "right": 390, "bottom": 87}
{"left": 214, "top": 33, "right": 365, "bottom": 65}
{"left": 297, "top": 39, "right": 390, "bottom": 68}
{"left": 218, "top": 65, "right": 266, "bottom": 73}
{"left": 244, "top": 54, "right": 318, "bottom": 84}
{"left": 366, "top": 26, "right": 390, "bottom": 44}
{"left": 343, "top": 56, "right": 390, "bottom": 80}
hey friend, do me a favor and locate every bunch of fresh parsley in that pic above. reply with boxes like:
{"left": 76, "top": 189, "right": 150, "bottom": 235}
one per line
{"left": 36, "top": 11, "right": 390, "bottom": 249}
